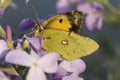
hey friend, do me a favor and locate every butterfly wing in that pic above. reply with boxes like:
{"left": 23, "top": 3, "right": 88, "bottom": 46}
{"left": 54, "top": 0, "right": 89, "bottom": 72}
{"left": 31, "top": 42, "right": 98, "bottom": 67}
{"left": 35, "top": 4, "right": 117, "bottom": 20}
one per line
{"left": 39, "top": 29, "right": 99, "bottom": 60}
{"left": 41, "top": 11, "right": 83, "bottom": 33}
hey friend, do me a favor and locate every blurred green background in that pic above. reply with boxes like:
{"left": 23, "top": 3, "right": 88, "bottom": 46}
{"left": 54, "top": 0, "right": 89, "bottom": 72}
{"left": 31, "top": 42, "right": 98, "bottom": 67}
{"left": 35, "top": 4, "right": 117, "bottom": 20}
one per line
{"left": 0, "top": 0, "right": 120, "bottom": 80}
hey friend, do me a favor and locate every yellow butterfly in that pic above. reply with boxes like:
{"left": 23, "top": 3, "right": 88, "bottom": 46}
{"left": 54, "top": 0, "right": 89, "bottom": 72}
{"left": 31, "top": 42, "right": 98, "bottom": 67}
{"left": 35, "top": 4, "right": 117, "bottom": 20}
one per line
{"left": 33, "top": 10, "right": 99, "bottom": 60}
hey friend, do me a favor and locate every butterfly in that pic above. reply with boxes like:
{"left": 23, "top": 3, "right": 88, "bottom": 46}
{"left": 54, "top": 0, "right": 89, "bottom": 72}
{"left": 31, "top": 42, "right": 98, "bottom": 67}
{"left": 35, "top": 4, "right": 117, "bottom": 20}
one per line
{"left": 19, "top": 10, "right": 99, "bottom": 60}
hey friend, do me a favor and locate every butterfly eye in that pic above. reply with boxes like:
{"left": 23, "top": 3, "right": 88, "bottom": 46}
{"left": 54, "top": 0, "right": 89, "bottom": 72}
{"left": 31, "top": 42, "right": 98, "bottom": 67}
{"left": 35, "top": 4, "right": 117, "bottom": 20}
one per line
{"left": 59, "top": 19, "right": 63, "bottom": 23}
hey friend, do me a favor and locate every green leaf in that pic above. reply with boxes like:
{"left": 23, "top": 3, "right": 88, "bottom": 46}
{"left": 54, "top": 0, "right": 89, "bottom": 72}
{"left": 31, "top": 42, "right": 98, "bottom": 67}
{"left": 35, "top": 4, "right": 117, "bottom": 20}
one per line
{"left": 0, "top": 25, "right": 6, "bottom": 39}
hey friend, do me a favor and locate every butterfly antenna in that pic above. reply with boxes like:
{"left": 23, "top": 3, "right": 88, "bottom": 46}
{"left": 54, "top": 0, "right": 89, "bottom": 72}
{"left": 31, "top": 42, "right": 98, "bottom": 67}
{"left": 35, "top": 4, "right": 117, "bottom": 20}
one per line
{"left": 32, "top": 5, "right": 44, "bottom": 30}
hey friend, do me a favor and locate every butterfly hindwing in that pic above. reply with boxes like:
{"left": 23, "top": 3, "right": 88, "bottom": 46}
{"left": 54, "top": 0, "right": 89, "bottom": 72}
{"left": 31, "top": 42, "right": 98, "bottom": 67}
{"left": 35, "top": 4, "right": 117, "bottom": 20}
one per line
{"left": 39, "top": 29, "right": 99, "bottom": 60}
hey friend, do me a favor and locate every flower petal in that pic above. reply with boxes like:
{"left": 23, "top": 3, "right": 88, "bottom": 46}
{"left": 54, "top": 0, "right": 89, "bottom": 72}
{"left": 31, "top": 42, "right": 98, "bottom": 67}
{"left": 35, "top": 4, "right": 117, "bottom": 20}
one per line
{"left": 85, "top": 12, "right": 103, "bottom": 31}
{"left": 0, "top": 8, "right": 5, "bottom": 16}
{"left": 40, "top": 53, "right": 60, "bottom": 73}
{"left": 62, "top": 73, "right": 83, "bottom": 80}
{"left": 70, "top": 59, "right": 86, "bottom": 74}
{"left": 26, "top": 37, "right": 42, "bottom": 50}
{"left": 59, "top": 59, "right": 86, "bottom": 74}
{"left": 0, "top": 40, "right": 8, "bottom": 59}
{"left": 91, "top": 2, "right": 104, "bottom": 10}
{"left": 56, "top": 0, "right": 71, "bottom": 13}
{"left": 0, "top": 70, "right": 10, "bottom": 80}
{"left": 19, "top": 18, "right": 35, "bottom": 31}
{"left": 52, "top": 66, "right": 68, "bottom": 80}
{"left": 26, "top": 67, "right": 47, "bottom": 80}
{"left": 6, "top": 25, "right": 12, "bottom": 40}
{"left": 85, "top": 13, "right": 97, "bottom": 31}
{"left": 25, "top": 0, "right": 29, "bottom": 4}
{"left": 5, "top": 50, "right": 34, "bottom": 67}
{"left": 77, "top": 2, "right": 91, "bottom": 14}
{"left": 96, "top": 14, "right": 103, "bottom": 30}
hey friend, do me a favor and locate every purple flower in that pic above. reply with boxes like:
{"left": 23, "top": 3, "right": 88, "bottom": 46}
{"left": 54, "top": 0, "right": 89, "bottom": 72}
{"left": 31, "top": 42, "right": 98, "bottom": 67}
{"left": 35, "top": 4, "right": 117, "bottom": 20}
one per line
{"left": 25, "top": 0, "right": 29, "bottom": 4}
{"left": 0, "top": 40, "right": 9, "bottom": 61}
{"left": 0, "top": 8, "right": 5, "bottom": 16}
{"left": 56, "top": 0, "right": 71, "bottom": 13}
{"left": 5, "top": 49, "right": 60, "bottom": 80}
{"left": 19, "top": 19, "right": 35, "bottom": 31}
{"left": 56, "top": 0, "right": 83, "bottom": 13}
{"left": 77, "top": 1, "right": 91, "bottom": 14}
{"left": 53, "top": 59, "right": 86, "bottom": 80}
{"left": 77, "top": 1, "right": 103, "bottom": 31}
{"left": 25, "top": 36, "right": 46, "bottom": 54}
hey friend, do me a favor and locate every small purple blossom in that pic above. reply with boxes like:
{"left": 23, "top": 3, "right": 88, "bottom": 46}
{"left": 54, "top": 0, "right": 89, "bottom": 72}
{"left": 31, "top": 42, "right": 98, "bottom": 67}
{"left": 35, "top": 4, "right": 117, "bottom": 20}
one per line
{"left": 56, "top": 0, "right": 71, "bottom": 13}
{"left": 76, "top": 1, "right": 103, "bottom": 30}
{"left": 77, "top": 1, "right": 91, "bottom": 14}
{"left": 5, "top": 49, "right": 60, "bottom": 80}
{"left": 19, "top": 19, "right": 35, "bottom": 31}
{"left": 0, "top": 8, "right": 5, "bottom": 16}
{"left": 53, "top": 59, "right": 86, "bottom": 80}
{"left": 77, "top": 1, "right": 104, "bottom": 31}
{"left": 25, "top": 0, "right": 29, "bottom": 4}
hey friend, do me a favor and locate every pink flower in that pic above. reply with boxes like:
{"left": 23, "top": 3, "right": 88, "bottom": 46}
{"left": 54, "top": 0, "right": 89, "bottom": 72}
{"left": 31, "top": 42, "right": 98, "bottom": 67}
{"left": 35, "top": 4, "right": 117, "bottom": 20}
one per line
{"left": 6, "top": 25, "right": 12, "bottom": 40}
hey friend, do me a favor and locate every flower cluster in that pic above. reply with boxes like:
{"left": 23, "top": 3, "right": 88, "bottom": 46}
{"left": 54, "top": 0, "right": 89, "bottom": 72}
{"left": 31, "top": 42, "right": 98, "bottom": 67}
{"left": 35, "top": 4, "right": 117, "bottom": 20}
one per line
{"left": 0, "top": 25, "right": 86, "bottom": 80}
{"left": 0, "top": 0, "right": 103, "bottom": 80}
